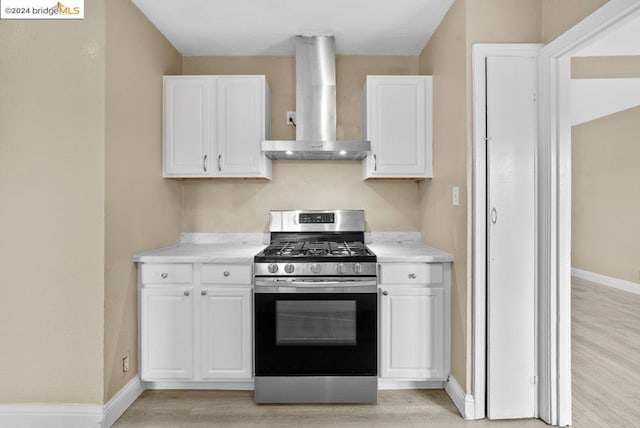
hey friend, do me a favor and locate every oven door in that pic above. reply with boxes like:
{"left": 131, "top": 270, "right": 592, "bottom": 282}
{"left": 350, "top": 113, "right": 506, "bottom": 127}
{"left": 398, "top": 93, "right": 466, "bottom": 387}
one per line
{"left": 254, "top": 277, "right": 377, "bottom": 377}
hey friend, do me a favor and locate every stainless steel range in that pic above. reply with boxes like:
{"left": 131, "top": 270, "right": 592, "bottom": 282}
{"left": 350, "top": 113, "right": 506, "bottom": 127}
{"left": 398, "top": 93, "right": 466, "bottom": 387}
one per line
{"left": 253, "top": 210, "right": 378, "bottom": 403}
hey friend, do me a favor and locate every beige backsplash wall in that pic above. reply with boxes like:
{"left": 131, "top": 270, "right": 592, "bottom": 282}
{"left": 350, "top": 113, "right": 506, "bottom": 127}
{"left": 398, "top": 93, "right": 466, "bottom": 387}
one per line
{"left": 572, "top": 105, "right": 640, "bottom": 285}
{"left": 418, "top": 0, "right": 469, "bottom": 392}
{"left": 104, "top": 0, "right": 183, "bottom": 402}
{"left": 181, "top": 56, "right": 422, "bottom": 232}
{"left": 572, "top": 56, "right": 640, "bottom": 78}
{"left": 571, "top": 59, "right": 640, "bottom": 286}
{"left": 0, "top": 1, "right": 106, "bottom": 404}
{"left": 542, "top": 0, "right": 607, "bottom": 43}
{"left": 182, "top": 162, "right": 421, "bottom": 232}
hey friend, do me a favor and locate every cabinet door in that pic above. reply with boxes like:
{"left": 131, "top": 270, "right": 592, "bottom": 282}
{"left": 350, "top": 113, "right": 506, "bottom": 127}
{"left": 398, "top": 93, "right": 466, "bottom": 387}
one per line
{"left": 363, "top": 76, "right": 432, "bottom": 178}
{"left": 200, "top": 286, "right": 252, "bottom": 379}
{"left": 380, "top": 287, "right": 445, "bottom": 379}
{"left": 216, "top": 76, "right": 270, "bottom": 178}
{"left": 141, "top": 287, "right": 194, "bottom": 380}
{"left": 163, "top": 76, "right": 213, "bottom": 177}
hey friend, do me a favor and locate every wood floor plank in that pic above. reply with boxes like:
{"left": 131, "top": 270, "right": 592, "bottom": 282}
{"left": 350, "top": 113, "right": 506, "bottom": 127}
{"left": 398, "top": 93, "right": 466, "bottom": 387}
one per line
{"left": 572, "top": 278, "right": 640, "bottom": 428}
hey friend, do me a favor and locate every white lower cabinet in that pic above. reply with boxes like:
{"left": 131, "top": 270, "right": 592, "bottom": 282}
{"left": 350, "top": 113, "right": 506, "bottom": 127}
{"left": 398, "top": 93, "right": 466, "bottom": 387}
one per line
{"left": 141, "top": 286, "right": 194, "bottom": 380}
{"left": 200, "top": 286, "right": 252, "bottom": 379}
{"left": 380, "top": 287, "right": 445, "bottom": 379}
{"left": 139, "top": 263, "right": 252, "bottom": 382}
{"left": 378, "top": 262, "right": 450, "bottom": 383}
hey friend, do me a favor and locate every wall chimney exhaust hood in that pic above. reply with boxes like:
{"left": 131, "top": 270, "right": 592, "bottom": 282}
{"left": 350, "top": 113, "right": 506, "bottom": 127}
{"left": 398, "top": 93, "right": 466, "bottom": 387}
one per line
{"left": 262, "top": 35, "right": 371, "bottom": 160}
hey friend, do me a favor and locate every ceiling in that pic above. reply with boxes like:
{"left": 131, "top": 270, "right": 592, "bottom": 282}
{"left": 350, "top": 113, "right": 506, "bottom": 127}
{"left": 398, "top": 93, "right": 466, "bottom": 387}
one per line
{"left": 131, "top": 0, "right": 455, "bottom": 56}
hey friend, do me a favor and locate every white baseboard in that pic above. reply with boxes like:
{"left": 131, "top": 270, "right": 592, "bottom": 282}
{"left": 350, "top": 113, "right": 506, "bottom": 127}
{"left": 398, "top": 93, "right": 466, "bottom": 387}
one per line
{"left": 0, "top": 404, "right": 103, "bottom": 428}
{"left": 444, "top": 375, "right": 475, "bottom": 420}
{"left": 144, "top": 379, "right": 254, "bottom": 390}
{"left": 378, "top": 379, "right": 444, "bottom": 390}
{"left": 572, "top": 268, "right": 640, "bottom": 295}
{"left": 103, "top": 376, "right": 144, "bottom": 427}
{"left": 0, "top": 376, "right": 143, "bottom": 428}
{"left": 1, "top": 375, "right": 473, "bottom": 426}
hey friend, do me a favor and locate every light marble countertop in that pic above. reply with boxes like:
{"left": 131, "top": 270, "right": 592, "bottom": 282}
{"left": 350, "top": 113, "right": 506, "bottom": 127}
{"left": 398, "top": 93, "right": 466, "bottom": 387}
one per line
{"left": 133, "top": 243, "right": 267, "bottom": 264}
{"left": 133, "top": 232, "right": 452, "bottom": 264}
{"left": 368, "top": 242, "right": 453, "bottom": 263}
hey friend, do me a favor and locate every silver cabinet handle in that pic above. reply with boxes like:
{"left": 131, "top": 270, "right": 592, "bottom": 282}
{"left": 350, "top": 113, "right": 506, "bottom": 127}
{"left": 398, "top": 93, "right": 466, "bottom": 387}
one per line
{"left": 184, "top": 291, "right": 190, "bottom": 296}
{"left": 201, "top": 290, "right": 207, "bottom": 296}
{"left": 218, "top": 154, "right": 222, "bottom": 172}
{"left": 408, "top": 273, "right": 416, "bottom": 279}
{"left": 382, "top": 290, "right": 388, "bottom": 296}
{"left": 491, "top": 207, "right": 498, "bottom": 225}
{"left": 373, "top": 154, "right": 377, "bottom": 171}
{"left": 223, "top": 271, "right": 230, "bottom": 277}
{"left": 203, "top": 155, "right": 207, "bottom": 172}
{"left": 161, "top": 273, "right": 168, "bottom": 279}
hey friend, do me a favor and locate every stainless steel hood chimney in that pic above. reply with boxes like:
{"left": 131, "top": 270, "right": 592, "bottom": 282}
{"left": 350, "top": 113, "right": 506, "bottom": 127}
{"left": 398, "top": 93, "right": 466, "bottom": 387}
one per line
{"left": 262, "top": 35, "right": 371, "bottom": 160}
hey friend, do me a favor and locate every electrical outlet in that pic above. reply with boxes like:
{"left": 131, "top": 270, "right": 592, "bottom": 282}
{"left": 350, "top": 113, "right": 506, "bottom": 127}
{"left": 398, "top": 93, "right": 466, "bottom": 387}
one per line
{"left": 452, "top": 186, "right": 460, "bottom": 206}
{"left": 286, "top": 111, "right": 296, "bottom": 126}
{"left": 122, "top": 355, "right": 130, "bottom": 374}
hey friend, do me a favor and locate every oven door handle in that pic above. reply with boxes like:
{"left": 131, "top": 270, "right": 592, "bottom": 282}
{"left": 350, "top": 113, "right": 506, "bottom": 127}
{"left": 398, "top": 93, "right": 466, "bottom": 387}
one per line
{"left": 255, "top": 279, "right": 377, "bottom": 288}
{"left": 254, "top": 279, "right": 378, "bottom": 294}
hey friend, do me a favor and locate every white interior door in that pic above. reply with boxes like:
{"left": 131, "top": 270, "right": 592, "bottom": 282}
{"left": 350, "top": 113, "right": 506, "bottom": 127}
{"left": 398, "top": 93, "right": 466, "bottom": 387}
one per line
{"left": 486, "top": 56, "right": 537, "bottom": 419}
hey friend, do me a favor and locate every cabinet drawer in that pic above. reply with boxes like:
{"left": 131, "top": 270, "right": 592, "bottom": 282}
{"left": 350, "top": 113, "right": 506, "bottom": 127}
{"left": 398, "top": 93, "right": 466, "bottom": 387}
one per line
{"left": 141, "top": 264, "right": 193, "bottom": 284}
{"left": 379, "top": 263, "right": 443, "bottom": 285}
{"left": 201, "top": 264, "right": 252, "bottom": 285}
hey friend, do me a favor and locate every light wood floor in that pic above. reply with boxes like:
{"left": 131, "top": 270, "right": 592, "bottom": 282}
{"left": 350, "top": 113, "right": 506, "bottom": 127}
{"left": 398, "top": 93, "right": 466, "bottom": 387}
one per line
{"left": 114, "top": 388, "right": 546, "bottom": 427}
{"left": 115, "top": 279, "right": 639, "bottom": 427}
{"left": 571, "top": 278, "right": 640, "bottom": 427}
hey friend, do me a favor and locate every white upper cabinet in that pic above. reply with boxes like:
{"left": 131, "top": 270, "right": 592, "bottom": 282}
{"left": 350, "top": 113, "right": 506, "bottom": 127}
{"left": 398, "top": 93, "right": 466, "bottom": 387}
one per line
{"left": 362, "top": 76, "right": 433, "bottom": 179}
{"left": 163, "top": 75, "right": 271, "bottom": 179}
{"left": 164, "top": 77, "right": 212, "bottom": 176}
{"left": 217, "top": 76, "right": 271, "bottom": 177}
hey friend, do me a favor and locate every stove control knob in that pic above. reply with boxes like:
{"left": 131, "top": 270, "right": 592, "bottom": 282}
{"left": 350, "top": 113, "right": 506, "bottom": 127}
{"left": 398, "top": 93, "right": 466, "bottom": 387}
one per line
{"left": 353, "top": 263, "right": 362, "bottom": 274}
{"left": 336, "top": 263, "right": 346, "bottom": 274}
{"left": 268, "top": 263, "right": 279, "bottom": 274}
{"left": 284, "top": 264, "right": 295, "bottom": 274}
{"left": 310, "top": 264, "right": 321, "bottom": 274}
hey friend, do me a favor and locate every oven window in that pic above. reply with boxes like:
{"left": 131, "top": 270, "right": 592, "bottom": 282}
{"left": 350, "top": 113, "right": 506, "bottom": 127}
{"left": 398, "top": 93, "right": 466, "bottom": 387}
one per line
{"left": 275, "top": 300, "right": 357, "bottom": 346}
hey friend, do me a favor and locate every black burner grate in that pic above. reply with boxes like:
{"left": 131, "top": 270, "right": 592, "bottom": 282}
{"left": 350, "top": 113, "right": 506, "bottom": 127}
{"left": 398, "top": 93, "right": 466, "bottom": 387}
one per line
{"left": 260, "top": 241, "right": 372, "bottom": 258}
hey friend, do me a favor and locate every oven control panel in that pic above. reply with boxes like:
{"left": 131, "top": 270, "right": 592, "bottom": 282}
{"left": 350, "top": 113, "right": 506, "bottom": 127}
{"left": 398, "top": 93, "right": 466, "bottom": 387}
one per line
{"left": 299, "top": 213, "right": 335, "bottom": 224}
{"left": 254, "top": 262, "right": 377, "bottom": 277}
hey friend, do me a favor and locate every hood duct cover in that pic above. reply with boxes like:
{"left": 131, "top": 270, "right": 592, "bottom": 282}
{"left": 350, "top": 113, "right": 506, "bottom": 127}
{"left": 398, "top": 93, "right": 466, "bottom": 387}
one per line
{"left": 262, "top": 35, "right": 370, "bottom": 160}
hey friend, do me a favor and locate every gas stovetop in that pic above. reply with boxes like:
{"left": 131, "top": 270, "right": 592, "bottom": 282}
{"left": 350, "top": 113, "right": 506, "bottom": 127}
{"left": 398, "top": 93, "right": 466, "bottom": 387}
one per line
{"left": 254, "top": 210, "right": 377, "bottom": 276}
{"left": 257, "top": 240, "right": 375, "bottom": 259}
{"left": 254, "top": 239, "right": 376, "bottom": 276}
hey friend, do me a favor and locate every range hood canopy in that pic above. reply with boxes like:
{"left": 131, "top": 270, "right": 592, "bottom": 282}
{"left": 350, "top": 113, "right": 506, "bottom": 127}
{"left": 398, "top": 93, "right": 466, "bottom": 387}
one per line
{"left": 262, "top": 35, "right": 371, "bottom": 160}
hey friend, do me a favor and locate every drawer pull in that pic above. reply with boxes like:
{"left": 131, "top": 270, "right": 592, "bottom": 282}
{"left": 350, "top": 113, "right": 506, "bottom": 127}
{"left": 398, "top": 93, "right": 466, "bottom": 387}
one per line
{"left": 223, "top": 271, "right": 230, "bottom": 277}
{"left": 201, "top": 290, "right": 207, "bottom": 296}
{"left": 184, "top": 291, "right": 190, "bottom": 296}
{"left": 382, "top": 290, "right": 389, "bottom": 296}
{"left": 161, "top": 273, "right": 168, "bottom": 279}
{"left": 408, "top": 273, "right": 417, "bottom": 279}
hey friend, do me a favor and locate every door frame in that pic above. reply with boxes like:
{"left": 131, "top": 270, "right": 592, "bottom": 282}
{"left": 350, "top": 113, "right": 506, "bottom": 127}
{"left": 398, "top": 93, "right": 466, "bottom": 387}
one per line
{"left": 537, "top": 0, "right": 640, "bottom": 425}
{"left": 472, "top": 43, "right": 544, "bottom": 421}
